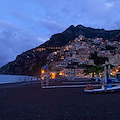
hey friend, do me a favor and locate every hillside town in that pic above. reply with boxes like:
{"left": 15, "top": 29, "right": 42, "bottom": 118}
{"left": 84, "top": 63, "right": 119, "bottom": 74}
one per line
{"left": 45, "top": 35, "right": 120, "bottom": 80}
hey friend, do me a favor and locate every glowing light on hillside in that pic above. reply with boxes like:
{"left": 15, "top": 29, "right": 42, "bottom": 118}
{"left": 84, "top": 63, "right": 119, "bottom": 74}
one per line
{"left": 116, "top": 69, "right": 119, "bottom": 72}
{"left": 51, "top": 72, "right": 56, "bottom": 79}
{"left": 59, "top": 71, "right": 63, "bottom": 76}
{"left": 61, "top": 56, "right": 64, "bottom": 60}
{"left": 54, "top": 52, "right": 57, "bottom": 55}
{"left": 59, "top": 71, "right": 65, "bottom": 76}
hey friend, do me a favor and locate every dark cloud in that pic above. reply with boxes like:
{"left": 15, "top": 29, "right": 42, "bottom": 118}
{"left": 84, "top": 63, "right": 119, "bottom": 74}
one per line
{"left": 0, "top": 27, "right": 44, "bottom": 67}
{"left": 35, "top": 0, "right": 120, "bottom": 30}
{"left": 0, "top": 20, "right": 20, "bottom": 31}
{"left": 36, "top": 19, "right": 65, "bottom": 33}
{"left": 115, "top": 20, "right": 120, "bottom": 29}
{"left": 0, "top": 0, "right": 120, "bottom": 67}
{"left": 9, "top": 11, "right": 32, "bottom": 22}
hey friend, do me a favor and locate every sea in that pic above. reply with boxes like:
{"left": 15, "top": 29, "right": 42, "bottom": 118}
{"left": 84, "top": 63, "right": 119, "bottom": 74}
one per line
{"left": 0, "top": 74, "right": 37, "bottom": 84}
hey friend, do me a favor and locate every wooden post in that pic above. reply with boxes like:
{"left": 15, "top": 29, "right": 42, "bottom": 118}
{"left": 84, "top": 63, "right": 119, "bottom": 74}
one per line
{"left": 104, "top": 65, "right": 107, "bottom": 84}
{"left": 108, "top": 64, "right": 111, "bottom": 79}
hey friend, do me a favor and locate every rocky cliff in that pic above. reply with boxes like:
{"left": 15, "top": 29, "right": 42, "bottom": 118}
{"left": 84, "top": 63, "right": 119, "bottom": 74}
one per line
{"left": 0, "top": 25, "right": 120, "bottom": 75}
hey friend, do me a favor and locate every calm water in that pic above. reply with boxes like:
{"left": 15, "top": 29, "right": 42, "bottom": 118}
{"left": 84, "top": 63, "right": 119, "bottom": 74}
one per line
{"left": 0, "top": 75, "right": 37, "bottom": 84}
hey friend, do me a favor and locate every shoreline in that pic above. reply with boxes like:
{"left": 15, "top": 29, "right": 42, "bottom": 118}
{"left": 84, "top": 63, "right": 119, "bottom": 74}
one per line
{"left": 0, "top": 73, "right": 37, "bottom": 77}
{"left": 0, "top": 74, "right": 39, "bottom": 88}
{"left": 0, "top": 79, "right": 40, "bottom": 89}
{"left": 0, "top": 77, "right": 92, "bottom": 89}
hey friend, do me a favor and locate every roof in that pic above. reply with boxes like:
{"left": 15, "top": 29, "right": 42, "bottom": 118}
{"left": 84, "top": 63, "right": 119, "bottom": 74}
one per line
{"left": 42, "top": 65, "right": 48, "bottom": 69}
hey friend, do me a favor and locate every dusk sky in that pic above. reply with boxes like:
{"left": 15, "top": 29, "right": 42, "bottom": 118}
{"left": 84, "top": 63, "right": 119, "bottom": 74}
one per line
{"left": 0, "top": 0, "right": 120, "bottom": 67}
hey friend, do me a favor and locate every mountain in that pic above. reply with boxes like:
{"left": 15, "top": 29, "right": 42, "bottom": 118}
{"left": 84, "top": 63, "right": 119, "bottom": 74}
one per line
{"left": 0, "top": 25, "right": 120, "bottom": 75}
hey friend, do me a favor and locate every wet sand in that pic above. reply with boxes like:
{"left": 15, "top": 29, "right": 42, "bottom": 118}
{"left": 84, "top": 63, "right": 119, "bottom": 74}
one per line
{"left": 0, "top": 83, "right": 120, "bottom": 120}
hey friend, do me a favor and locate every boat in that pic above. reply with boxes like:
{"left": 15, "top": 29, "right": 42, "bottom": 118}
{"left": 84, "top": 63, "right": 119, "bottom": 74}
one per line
{"left": 84, "top": 84, "right": 120, "bottom": 93}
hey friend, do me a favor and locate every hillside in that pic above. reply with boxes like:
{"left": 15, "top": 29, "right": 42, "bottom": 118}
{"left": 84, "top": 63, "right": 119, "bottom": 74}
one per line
{"left": 0, "top": 24, "right": 120, "bottom": 75}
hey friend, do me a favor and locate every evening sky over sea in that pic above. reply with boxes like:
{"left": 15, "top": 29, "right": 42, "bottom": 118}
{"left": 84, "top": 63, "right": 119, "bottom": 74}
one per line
{"left": 0, "top": 0, "right": 120, "bottom": 67}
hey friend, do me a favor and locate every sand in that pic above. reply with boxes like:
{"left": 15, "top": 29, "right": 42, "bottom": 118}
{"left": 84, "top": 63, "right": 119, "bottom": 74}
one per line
{"left": 0, "top": 83, "right": 120, "bottom": 120}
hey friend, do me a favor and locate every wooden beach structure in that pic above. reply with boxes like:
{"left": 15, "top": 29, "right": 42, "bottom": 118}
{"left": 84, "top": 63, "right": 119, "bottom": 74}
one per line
{"left": 84, "top": 62, "right": 120, "bottom": 93}
{"left": 41, "top": 65, "right": 49, "bottom": 87}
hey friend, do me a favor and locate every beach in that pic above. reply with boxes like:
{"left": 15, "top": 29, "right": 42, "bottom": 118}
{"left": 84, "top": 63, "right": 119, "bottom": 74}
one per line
{"left": 0, "top": 82, "right": 120, "bottom": 120}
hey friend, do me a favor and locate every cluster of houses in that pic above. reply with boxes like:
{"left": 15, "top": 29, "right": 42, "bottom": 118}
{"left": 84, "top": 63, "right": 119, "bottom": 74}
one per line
{"left": 46, "top": 35, "right": 120, "bottom": 79}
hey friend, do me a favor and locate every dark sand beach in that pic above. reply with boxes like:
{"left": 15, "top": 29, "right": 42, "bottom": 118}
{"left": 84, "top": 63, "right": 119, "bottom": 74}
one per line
{"left": 0, "top": 83, "right": 120, "bottom": 120}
